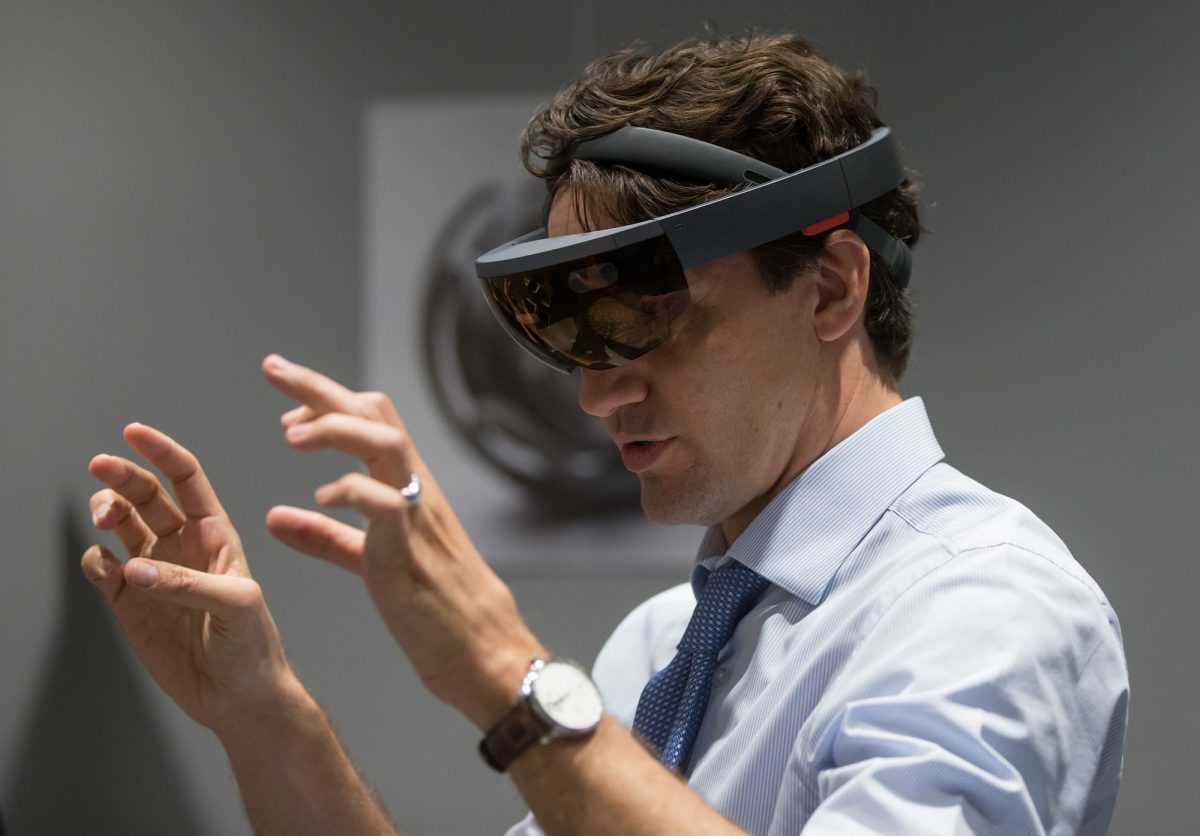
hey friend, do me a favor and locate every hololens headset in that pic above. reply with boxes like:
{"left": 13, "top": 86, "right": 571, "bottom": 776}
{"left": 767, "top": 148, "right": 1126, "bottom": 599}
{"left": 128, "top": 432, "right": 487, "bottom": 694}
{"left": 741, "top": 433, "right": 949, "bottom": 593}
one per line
{"left": 474, "top": 125, "right": 911, "bottom": 373}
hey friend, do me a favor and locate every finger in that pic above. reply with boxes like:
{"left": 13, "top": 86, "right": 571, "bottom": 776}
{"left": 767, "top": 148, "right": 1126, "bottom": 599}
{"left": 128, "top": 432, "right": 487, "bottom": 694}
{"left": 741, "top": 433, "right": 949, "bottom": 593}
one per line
{"left": 90, "top": 489, "right": 155, "bottom": 557}
{"left": 266, "top": 505, "right": 366, "bottom": 575}
{"left": 315, "top": 472, "right": 410, "bottom": 524}
{"left": 354, "top": 389, "right": 404, "bottom": 425}
{"left": 280, "top": 404, "right": 314, "bottom": 428}
{"left": 284, "top": 413, "right": 416, "bottom": 485}
{"left": 122, "top": 423, "right": 226, "bottom": 520}
{"left": 123, "top": 556, "right": 262, "bottom": 622}
{"left": 262, "top": 354, "right": 362, "bottom": 417}
{"left": 81, "top": 544, "right": 127, "bottom": 603}
{"left": 89, "top": 453, "right": 186, "bottom": 538}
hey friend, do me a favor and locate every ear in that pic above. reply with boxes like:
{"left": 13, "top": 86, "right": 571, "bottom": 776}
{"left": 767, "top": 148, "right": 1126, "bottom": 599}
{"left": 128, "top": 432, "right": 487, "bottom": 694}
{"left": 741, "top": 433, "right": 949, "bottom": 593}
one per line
{"left": 812, "top": 229, "right": 872, "bottom": 343}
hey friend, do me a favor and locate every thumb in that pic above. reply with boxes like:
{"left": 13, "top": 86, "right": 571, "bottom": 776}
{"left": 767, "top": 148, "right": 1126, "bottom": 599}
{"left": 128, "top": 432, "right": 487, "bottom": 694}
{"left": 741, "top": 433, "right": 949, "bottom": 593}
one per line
{"left": 124, "top": 557, "right": 264, "bottom": 621}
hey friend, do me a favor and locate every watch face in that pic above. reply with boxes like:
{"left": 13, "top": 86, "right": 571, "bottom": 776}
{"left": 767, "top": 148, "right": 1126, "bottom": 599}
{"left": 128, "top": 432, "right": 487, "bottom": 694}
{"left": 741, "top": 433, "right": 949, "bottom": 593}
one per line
{"left": 531, "top": 660, "right": 604, "bottom": 733}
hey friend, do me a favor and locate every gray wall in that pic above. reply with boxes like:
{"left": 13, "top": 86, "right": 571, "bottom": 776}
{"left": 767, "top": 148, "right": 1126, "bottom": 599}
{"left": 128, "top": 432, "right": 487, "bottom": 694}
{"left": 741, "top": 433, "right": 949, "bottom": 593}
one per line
{"left": 2, "top": 2, "right": 1196, "bottom": 833}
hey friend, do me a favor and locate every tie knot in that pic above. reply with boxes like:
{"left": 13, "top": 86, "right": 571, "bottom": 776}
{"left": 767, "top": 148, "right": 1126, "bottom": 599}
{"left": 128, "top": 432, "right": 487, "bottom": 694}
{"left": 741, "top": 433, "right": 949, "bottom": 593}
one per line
{"left": 678, "top": 561, "right": 770, "bottom": 655}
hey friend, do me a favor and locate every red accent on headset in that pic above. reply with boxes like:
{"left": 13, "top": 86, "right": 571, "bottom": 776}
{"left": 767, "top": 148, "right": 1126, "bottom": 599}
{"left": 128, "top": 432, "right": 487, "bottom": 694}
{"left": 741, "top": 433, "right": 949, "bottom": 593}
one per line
{"left": 802, "top": 211, "right": 851, "bottom": 236}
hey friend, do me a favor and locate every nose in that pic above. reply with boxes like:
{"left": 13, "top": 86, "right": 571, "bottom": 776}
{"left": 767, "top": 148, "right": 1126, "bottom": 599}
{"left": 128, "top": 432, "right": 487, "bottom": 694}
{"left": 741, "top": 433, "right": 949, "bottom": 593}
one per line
{"left": 578, "top": 364, "right": 648, "bottom": 418}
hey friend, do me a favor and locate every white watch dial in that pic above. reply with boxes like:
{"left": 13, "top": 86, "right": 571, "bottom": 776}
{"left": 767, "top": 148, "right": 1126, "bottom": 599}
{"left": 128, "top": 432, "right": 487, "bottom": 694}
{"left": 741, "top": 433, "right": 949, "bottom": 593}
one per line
{"left": 531, "top": 660, "right": 604, "bottom": 732}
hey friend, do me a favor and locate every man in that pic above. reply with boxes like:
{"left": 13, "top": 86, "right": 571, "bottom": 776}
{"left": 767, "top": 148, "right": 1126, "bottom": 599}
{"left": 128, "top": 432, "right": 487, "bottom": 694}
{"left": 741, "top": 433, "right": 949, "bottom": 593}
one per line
{"left": 82, "top": 34, "right": 1128, "bottom": 834}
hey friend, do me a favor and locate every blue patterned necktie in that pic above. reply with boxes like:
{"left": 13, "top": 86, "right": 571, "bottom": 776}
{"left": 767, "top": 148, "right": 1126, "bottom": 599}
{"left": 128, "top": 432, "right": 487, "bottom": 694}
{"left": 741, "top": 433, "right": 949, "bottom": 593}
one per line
{"left": 631, "top": 560, "right": 771, "bottom": 772}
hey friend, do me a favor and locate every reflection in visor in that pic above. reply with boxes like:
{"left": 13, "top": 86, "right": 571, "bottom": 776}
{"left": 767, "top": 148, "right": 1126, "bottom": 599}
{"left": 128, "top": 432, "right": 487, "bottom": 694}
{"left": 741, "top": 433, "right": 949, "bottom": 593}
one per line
{"left": 481, "top": 234, "right": 691, "bottom": 370}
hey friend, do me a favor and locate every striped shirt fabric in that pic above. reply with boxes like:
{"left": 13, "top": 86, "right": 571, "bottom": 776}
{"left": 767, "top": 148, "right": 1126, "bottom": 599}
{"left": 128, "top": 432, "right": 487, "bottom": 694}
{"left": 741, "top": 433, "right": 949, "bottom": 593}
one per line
{"left": 507, "top": 398, "right": 1128, "bottom": 835}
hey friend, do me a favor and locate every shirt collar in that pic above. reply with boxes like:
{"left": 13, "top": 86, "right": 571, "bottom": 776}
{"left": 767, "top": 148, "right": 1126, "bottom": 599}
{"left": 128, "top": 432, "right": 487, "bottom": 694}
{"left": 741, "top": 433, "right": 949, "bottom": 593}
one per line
{"left": 693, "top": 397, "right": 944, "bottom": 604}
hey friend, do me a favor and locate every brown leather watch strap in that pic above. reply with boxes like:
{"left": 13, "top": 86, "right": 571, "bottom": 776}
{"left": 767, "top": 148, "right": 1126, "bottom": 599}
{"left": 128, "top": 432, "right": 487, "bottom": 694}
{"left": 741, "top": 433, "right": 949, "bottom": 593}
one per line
{"left": 479, "top": 698, "right": 551, "bottom": 772}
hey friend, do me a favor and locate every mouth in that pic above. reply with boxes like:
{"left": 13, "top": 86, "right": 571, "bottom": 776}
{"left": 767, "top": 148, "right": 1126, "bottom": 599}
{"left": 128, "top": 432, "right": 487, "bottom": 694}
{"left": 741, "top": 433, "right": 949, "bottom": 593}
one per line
{"left": 619, "top": 438, "right": 673, "bottom": 473}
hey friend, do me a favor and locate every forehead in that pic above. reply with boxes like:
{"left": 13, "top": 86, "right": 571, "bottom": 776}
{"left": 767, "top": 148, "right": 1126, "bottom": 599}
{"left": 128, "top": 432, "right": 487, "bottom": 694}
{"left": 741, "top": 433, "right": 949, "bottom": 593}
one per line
{"left": 546, "top": 188, "right": 620, "bottom": 238}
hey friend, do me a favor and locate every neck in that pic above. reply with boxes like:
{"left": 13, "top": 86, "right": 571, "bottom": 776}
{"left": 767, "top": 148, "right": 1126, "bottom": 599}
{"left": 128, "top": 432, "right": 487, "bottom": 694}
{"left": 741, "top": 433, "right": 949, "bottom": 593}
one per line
{"left": 719, "top": 352, "right": 901, "bottom": 546}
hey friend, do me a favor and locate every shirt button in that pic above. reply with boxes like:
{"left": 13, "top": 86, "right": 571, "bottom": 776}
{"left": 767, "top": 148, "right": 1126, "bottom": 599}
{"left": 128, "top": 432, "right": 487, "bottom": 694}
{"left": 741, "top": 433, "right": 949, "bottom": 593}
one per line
{"left": 712, "top": 666, "right": 729, "bottom": 687}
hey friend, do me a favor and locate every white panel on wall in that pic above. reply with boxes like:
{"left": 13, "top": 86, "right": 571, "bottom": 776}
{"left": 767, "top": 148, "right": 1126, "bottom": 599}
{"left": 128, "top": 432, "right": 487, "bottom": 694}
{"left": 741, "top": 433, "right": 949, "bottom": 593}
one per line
{"left": 364, "top": 96, "right": 700, "bottom": 576}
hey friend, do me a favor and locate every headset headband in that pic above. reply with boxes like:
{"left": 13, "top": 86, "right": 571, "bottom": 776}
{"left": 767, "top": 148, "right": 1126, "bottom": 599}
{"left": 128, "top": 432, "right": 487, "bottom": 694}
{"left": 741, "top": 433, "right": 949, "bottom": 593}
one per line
{"left": 564, "top": 125, "right": 912, "bottom": 286}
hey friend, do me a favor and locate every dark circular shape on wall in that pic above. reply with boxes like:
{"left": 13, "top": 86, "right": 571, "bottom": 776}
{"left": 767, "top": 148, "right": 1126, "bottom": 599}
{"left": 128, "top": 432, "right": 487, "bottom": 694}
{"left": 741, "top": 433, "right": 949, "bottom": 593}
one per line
{"left": 419, "top": 180, "right": 641, "bottom": 512}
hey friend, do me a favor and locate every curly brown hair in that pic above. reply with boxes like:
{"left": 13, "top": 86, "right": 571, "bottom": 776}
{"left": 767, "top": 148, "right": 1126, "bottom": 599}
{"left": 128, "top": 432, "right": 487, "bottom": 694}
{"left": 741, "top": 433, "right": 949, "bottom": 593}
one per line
{"left": 520, "top": 33, "right": 921, "bottom": 380}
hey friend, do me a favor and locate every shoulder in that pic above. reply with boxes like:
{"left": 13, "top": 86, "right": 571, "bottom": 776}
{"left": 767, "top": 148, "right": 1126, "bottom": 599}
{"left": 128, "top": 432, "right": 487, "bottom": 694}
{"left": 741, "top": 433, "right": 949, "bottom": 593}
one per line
{"left": 825, "top": 461, "right": 1126, "bottom": 704}
{"left": 806, "top": 469, "right": 1130, "bottom": 831}
{"left": 591, "top": 581, "right": 694, "bottom": 728}
{"left": 885, "top": 462, "right": 1117, "bottom": 623}
{"left": 815, "top": 462, "right": 1126, "bottom": 710}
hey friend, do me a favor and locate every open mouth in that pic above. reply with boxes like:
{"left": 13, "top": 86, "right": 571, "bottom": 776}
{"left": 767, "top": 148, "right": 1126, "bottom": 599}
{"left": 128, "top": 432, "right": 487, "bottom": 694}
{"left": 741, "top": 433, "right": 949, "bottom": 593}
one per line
{"left": 619, "top": 439, "right": 671, "bottom": 472}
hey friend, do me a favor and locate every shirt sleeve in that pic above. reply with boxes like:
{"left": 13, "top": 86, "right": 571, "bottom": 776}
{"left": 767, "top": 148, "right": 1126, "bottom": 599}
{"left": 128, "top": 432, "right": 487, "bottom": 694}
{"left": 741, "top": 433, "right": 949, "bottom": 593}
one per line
{"left": 798, "top": 545, "right": 1128, "bottom": 836}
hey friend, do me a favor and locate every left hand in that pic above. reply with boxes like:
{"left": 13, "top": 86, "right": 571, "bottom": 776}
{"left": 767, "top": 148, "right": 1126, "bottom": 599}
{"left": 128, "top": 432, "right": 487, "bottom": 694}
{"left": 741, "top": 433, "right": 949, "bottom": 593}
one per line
{"left": 261, "top": 354, "right": 544, "bottom": 729}
{"left": 83, "top": 424, "right": 302, "bottom": 738}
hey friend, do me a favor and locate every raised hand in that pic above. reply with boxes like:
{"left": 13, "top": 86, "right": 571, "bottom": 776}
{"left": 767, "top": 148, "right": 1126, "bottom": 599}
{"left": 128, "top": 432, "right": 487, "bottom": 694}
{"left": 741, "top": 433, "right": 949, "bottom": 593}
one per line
{"left": 83, "top": 423, "right": 299, "bottom": 735}
{"left": 261, "top": 354, "right": 543, "bottom": 729}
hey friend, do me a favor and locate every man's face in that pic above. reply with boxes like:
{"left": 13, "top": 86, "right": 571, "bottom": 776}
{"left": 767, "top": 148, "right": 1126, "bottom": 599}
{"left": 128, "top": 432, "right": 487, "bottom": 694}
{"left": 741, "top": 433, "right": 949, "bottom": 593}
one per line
{"left": 548, "top": 191, "right": 834, "bottom": 536}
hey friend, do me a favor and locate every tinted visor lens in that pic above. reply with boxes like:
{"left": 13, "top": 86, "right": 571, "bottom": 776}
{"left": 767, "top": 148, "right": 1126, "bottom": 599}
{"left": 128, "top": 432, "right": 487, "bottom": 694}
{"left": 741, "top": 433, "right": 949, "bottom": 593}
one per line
{"left": 480, "top": 233, "right": 690, "bottom": 371}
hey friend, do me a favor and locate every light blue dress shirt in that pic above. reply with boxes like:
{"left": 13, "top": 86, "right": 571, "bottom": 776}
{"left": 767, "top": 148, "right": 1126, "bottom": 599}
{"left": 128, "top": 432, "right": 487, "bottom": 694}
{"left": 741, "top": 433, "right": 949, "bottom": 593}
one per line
{"left": 509, "top": 398, "right": 1128, "bottom": 834}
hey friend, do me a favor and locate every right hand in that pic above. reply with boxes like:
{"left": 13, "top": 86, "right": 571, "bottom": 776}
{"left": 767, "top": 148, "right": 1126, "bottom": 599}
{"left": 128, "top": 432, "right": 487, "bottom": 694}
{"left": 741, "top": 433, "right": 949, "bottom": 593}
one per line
{"left": 261, "top": 355, "right": 544, "bottom": 729}
{"left": 83, "top": 422, "right": 299, "bottom": 737}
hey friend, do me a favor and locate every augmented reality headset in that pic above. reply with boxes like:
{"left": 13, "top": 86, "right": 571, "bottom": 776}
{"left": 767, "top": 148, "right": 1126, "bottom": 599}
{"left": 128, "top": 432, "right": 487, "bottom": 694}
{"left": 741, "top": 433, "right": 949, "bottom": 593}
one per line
{"left": 474, "top": 125, "right": 911, "bottom": 373}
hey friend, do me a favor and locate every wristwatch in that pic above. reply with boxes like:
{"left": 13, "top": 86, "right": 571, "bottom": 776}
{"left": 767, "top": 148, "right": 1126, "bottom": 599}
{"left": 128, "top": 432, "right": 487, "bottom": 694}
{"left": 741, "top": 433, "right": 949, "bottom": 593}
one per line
{"left": 479, "top": 656, "right": 604, "bottom": 772}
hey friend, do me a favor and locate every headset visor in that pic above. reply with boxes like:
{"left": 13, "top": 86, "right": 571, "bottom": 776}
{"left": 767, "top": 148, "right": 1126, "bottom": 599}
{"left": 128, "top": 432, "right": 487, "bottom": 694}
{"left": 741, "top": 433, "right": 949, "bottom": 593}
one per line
{"left": 477, "top": 127, "right": 911, "bottom": 372}
{"left": 480, "top": 230, "right": 690, "bottom": 371}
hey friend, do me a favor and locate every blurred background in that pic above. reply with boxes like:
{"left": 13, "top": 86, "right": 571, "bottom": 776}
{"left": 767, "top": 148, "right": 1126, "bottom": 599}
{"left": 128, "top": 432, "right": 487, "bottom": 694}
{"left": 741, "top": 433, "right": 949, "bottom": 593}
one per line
{"left": 2, "top": 1, "right": 1197, "bottom": 833}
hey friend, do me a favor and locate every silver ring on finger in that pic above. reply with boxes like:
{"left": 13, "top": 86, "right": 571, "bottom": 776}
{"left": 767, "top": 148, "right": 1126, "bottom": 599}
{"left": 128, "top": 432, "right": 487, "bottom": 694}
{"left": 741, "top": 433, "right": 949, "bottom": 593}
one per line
{"left": 400, "top": 473, "right": 421, "bottom": 507}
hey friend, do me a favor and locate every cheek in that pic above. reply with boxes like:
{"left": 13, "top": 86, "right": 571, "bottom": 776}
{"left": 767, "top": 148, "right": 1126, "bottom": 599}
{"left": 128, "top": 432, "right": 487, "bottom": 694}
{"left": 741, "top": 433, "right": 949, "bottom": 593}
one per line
{"left": 649, "top": 275, "right": 813, "bottom": 445}
{"left": 666, "top": 342, "right": 767, "bottom": 444}
{"left": 692, "top": 322, "right": 815, "bottom": 451}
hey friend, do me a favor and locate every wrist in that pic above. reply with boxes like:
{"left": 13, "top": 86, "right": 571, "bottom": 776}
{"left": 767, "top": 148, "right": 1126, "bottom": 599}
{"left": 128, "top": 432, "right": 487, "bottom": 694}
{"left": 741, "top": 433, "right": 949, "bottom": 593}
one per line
{"left": 462, "top": 639, "right": 551, "bottom": 731}
{"left": 479, "top": 656, "right": 604, "bottom": 772}
{"left": 212, "top": 670, "right": 318, "bottom": 749}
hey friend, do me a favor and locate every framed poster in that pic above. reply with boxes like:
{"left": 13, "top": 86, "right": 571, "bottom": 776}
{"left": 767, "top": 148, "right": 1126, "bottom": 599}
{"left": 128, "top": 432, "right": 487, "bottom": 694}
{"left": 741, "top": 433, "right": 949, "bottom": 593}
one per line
{"left": 364, "top": 95, "right": 700, "bottom": 576}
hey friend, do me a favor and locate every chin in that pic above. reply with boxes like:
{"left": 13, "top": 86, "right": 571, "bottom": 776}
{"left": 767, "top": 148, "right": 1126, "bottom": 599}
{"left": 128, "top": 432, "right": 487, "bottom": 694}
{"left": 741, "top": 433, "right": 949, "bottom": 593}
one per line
{"left": 637, "top": 473, "right": 729, "bottom": 528}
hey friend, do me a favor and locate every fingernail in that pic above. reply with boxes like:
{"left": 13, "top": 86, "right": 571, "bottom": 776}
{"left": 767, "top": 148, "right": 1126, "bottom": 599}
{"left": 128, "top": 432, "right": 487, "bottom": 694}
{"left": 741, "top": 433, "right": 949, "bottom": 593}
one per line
{"left": 93, "top": 503, "right": 111, "bottom": 525}
{"left": 285, "top": 424, "right": 307, "bottom": 441}
{"left": 129, "top": 560, "right": 158, "bottom": 587}
{"left": 265, "top": 354, "right": 287, "bottom": 371}
{"left": 281, "top": 406, "right": 305, "bottom": 424}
